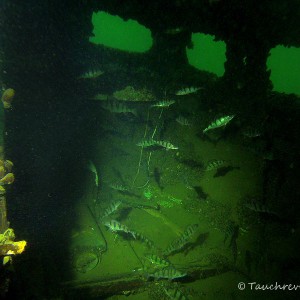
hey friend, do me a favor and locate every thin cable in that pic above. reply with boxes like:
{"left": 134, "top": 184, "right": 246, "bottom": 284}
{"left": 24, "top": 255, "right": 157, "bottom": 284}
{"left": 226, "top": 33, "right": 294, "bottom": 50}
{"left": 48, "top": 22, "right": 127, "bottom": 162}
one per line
{"left": 133, "top": 106, "right": 163, "bottom": 188}
{"left": 151, "top": 107, "right": 164, "bottom": 139}
{"left": 128, "top": 241, "right": 144, "bottom": 268}
{"left": 133, "top": 107, "right": 150, "bottom": 186}
{"left": 87, "top": 204, "right": 108, "bottom": 253}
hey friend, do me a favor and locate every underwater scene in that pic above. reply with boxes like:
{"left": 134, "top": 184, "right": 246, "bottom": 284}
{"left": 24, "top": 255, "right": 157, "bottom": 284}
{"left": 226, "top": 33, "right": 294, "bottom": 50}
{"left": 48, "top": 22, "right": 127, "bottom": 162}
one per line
{"left": 0, "top": 1, "right": 300, "bottom": 299}
{"left": 75, "top": 90, "right": 265, "bottom": 298}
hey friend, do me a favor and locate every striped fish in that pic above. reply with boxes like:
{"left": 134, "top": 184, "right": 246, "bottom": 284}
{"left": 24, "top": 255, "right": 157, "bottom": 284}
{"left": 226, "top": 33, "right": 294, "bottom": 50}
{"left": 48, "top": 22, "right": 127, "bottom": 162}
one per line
{"left": 101, "top": 100, "right": 137, "bottom": 116}
{"left": 134, "top": 232, "right": 155, "bottom": 249}
{"left": 104, "top": 220, "right": 136, "bottom": 238}
{"left": 175, "top": 86, "right": 203, "bottom": 96}
{"left": 203, "top": 115, "right": 235, "bottom": 133}
{"left": 145, "top": 254, "right": 171, "bottom": 268}
{"left": 205, "top": 159, "right": 227, "bottom": 171}
{"left": 149, "top": 267, "right": 187, "bottom": 280}
{"left": 101, "top": 200, "right": 121, "bottom": 218}
{"left": 78, "top": 69, "right": 104, "bottom": 79}
{"left": 245, "top": 201, "right": 279, "bottom": 217}
{"left": 136, "top": 139, "right": 157, "bottom": 148}
{"left": 182, "top": 224, "right": 199, "bottom": 240}
{"left": 155, "top": 140, "right": 178, "bottom": 150}
{"left": 164, "top": 239, "right": 181, "bottom": 257}
{"left": 164, "top": 224, "right": 199, "bottom": 255}
{"left": 163, "top": 285, "right": 190, "bottom": 300}
{"left": 176, "top": 116, "right": 192, "bottom": 126}
{"left": 151, "top": 99, "right": 176, "bottom": 108}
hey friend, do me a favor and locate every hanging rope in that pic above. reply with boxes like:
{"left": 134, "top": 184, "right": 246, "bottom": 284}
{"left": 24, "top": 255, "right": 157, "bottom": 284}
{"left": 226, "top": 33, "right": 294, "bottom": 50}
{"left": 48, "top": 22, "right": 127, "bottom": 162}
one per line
{"left": 87, "top": 204, "right": 108, "bottom": 253}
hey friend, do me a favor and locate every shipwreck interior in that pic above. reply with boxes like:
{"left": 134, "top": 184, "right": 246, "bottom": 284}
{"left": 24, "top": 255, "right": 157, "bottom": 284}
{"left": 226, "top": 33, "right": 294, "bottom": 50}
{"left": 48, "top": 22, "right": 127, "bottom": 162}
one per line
{"left": 0, "top": 0, "right": 300, "bottom": 299}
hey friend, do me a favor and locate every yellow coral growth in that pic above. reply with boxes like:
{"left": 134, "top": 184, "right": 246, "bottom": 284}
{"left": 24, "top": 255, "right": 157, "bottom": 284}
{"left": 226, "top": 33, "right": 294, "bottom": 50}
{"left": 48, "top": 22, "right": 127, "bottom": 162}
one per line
{"left": 0, "top": 186, "right": 5, "bottom": 195}
{"left": 1, "top": 88, "right": 15, "bottom": 109}
{"left": 0, "top": 173, "right": 14, "bottom": 185}
{"left": 4, "top": 160, "right": 13, "bottom": 172}
{"left": 3, "top": 256, "right": 12, "bottom": 265}
{"left": 13, "top": 241, "right": 27, "bottom": 254}
{"left": 113, "top": 86, "right": 155, "bottom": 102}
{"left": 0, "top": 166, "right": 5, "bottom": 178}
{"left": 0, "top": 240, "right": 27, "bottom": 256}
{"left": 1, "top": 241, "right": 27, "bottom": 265}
